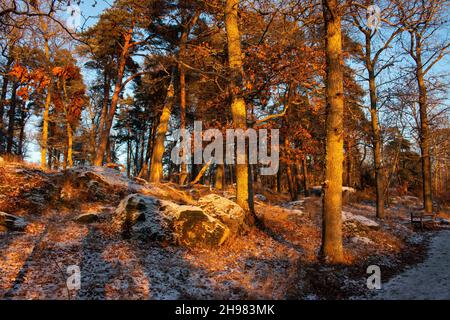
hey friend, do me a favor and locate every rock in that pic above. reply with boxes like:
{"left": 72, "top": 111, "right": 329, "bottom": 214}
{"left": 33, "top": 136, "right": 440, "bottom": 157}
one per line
{"left": 0, "top": 212, "right": 27, "bottom": 231}
{"left": 63, "top": 167, "right": 194, "bottom": 204}
{"left": 113, "top": 194, "right": 158, "bottom": 232}
{"left": 284, "top": 200, "right": 305, "bottom": 209}
{"left": 74, "top": 213, "right": 99, "bottom": 224}
{"left": 343, "top": 211, "right": 379, "bottom": 229}
{"left": 255, "top": 194, "right": 267, "bottom": 202}
{"left": 113, "top": 194, "right": 229, "bottom": 247}
{"left": 197, "top": 194, "right": 246, "bottom": 234}
{"left": 161, "top": 201, "right": 230, "bottom": 247}
{"left": 350, "top": 236, "right": 374, "bottom": 245}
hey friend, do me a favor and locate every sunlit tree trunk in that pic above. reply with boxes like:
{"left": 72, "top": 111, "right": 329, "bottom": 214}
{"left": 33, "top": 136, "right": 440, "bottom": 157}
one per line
{"left": 66, "top": 121, "right": 73, "bottom": 168}
{"left": 149, "top": 76, "right": 175, "bottom": 183}
{"left": 215, "top": 163, "right": 225, "bottom": 190}
{"left": 179, "top": 40, "right": 188, "bottom": 185}
{"left": 41, "top": 85, "right": 51, "bottom": 170}
{"left": 320, "top": 0, "right": 344, "bottom": 264}
{"left": 139, "top": 120, "right": 156, "bottom": 179}
{"left": 225, "top": 0, "right": 254, "bottom": 218}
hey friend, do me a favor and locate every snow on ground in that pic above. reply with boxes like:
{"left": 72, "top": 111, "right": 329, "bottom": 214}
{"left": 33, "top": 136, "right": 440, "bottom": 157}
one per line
{"left": 342, "top": 211, "right": 379, "bottom": 228}
{"left": 372, "top": 230, "right": 450, "bottom": 300}
{"left": 1, "top": 163, "right": 447, "bottom": 300}
{"left": 0, "top": 205, "right": 301, "bottom": 299}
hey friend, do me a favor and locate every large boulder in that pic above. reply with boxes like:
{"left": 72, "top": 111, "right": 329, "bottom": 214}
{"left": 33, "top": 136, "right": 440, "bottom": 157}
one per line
{"left": 161, "top": 201, "right": 230, "bottom": 247}
{"left": 113, "top": 194, "right": 229, "bottom": 247}
{"left": 62, "top": 167, "right": 194, "bottom": 204}
{"left": 197, "top": 194, "right": 247, "bottom": 234}
{"left": 0, "top": 212, "right": 27, "bottom": 232}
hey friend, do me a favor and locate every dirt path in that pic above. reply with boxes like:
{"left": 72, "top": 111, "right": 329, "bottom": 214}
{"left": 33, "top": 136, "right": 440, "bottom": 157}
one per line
{"left": 374, "top": 230, "right": 450, "bottom": 300}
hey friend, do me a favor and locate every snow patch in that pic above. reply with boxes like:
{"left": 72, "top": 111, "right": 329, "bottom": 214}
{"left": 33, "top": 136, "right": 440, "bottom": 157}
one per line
{"left": 342, "top": 211, "right": 379, "bottom": 228}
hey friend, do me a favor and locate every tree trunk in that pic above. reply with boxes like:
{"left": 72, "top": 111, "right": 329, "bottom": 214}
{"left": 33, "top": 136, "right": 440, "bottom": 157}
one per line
{"left": 346, "top": 139, "right": 353, "bottom": 187}
{"left": 41, "top": 35, "right": 52, "bottom": 170}
{"left": 415, "top": 37, "right": 433, "bottom": 213}
{"left": 368, "top": 68, "right": 385, "bottom": 218}
{"left": 127, "top": 127, "right": 131, "bottom": 177}
{"left": 89, "top": 114, "right": 96, "bottom": 162}
{"left": 97, "top": 70, "right": 111, "bottom": 141}
{"left": 302, "top": 157, "right": 309, "bottom": 196}
{"left": 94, "top": 26, "right": 133, "bottom": 166}
{"left": 215, "top": 163, "right": 225, "bottom": 190}
{"left": 138, "top": 120, "right": 156, "bottom": 179}
{"left": 6, "top": 81, "right": 18, "bottom": 153}
{"left": 66, "top": 121, "right": 73, "bottom": 167}
{"left": 0, "top": 56, "right": 13, "bottom": 154}
{"left": 276, "top": 167, "right": 281, "bottom": 192}
{"left": 149, "top": 76, "right": 175, "bottom": 183}
{"left": 320, "top": 0, "right": 344, "bottom": 264}
{"left": 225, "top": 0, "right": 254, "bottom": 218}
{"left": 179, "top": 40, "right": 188, "bottom": 186}
{"left": 17, "top": 101, "right": 26, "bottom": 157}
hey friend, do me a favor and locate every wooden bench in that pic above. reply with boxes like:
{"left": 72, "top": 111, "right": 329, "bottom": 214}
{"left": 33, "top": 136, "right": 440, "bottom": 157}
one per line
{"left": 410, "top": 208, "right": 437, "bottom": 229}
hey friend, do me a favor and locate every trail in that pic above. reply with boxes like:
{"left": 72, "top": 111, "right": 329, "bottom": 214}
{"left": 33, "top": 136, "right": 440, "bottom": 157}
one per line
{"left": 374, "top": 230, "right": 450, "bottom": 300}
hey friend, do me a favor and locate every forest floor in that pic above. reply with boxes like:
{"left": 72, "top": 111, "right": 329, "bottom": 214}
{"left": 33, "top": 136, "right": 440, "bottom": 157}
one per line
{"left": 1, "top": 161, "right": 449, "bottom": 300}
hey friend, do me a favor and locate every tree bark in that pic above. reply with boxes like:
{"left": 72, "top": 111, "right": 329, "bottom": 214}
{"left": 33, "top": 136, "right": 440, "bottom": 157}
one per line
{"left": 6, "top": 81, "right": 18, "bottom": 153}
{"left": 149, "top": 75, "right": 175, "bottom": 183}
{"left": 225, "top": 0, "right": 254, "bottom": 218}
{"left": 368, "top": 67, "right": 385, "bottom": 218}
{"left": 66, "top": 121, "right": 73, "bottom": 167}
{"left": 302, "top": 157, "right": 309, "bottom": 196}
{"left": 215, "top": 163, "right": 225, "bottom": 190}
{"left": 17, "top": 101, "right": 26, "bottom": 157}
{"left": 0, "top": 56, "right": 13, "bottom": 154}
{"left": 320, "top": 0, "right": 344, "bottom": 264}
{"left": 138, "top": 120, "right": 156, "bottom": 179}
{"left": 415, "top": 34, "right": 433, "bottom": 213}
{"left": 94, "top": 25, "right": 133, "bottom": 166}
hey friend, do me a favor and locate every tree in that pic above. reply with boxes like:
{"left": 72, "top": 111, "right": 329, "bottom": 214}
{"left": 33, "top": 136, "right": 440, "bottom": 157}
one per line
{"left": 224, "top": 0, "right": 255, "bottom": 218}
{"left": 398, "top": 0, "right": 450, "bottom": 213}
{"left": 52, "top": 60, "right": 86, "bottom": 168}
{"left": 80, "top": 0, "right": 165, "bottom": 166}
{"left": 320, "top": 0, "right": 345, "bottom": 264}
{"left": 350, "top": 0, "right": 405, "bottom": 219}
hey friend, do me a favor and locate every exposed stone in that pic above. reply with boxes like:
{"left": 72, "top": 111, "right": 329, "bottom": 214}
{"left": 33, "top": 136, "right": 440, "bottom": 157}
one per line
{"left": 350, "top": 236, "right": 374, "bottom": 245}
{"left": 113, "top": 194, "right": 229, "bottom": 247}
{"left": 0, "top": 212, "right": 27, "bottom": 231}
{"left": 343, "top": 211, "right": 379, "bottom": 229}
{"left": 161, "top": 201, "right": 230, "bottom": 247}
{"left": 197, "top": 194, "right": 246, "bottom": 234}
{"left": 74, "top": 213, "right": 99, "bottom": 224}
{"left": 255, "top": 194, "right": 267, "bottom": 202}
